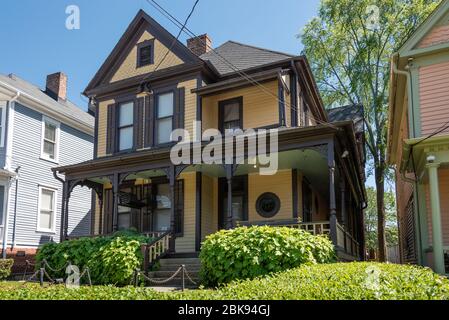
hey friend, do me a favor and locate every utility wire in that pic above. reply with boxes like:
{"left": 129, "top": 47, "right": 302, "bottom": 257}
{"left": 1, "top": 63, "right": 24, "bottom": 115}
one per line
{"left": 140, "top": 0, "right": 200, "bottom": 88}
{"left": 145, "top": 0, "right": 340, "bottom": 130}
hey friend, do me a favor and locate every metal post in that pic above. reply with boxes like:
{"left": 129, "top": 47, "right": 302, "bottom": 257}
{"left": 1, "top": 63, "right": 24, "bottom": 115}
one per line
{"left": 181, "top": 265, "right": 185, "bottom": 292}
{"left": 39, "top": 268, "right": 44, "bottom": 287}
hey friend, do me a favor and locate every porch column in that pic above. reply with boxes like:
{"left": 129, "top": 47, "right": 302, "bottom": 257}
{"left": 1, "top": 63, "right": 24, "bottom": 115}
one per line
{"left": 64, "top": 192, "right": 70, "bottom": 240}
{"left": 340, "top": 179, "right": 346, "bottom": 227}
{"left": 225, "top": 165, "right": 234, "bottom": 229}
{"left": 329, "top": 164, "right": 338, "bottom": 246}
{"left": 98, "top": 196, "right": 104, "bottom": 235}
{"left": 112, "top": 173, "right": 119, "bottom": 232}
{"left": 168, "top": 165, "right": 176, "bottom": 253}
{"left": 426, "top": 159, "right": 445, "bottom": 274}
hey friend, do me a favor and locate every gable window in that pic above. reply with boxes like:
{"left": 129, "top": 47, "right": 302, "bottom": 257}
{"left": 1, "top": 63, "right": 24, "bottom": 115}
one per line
{"left": 219, "top": 97, "right": 243, "bottom": 133}
{"left": 0, "top": 101, "right": 6, "bottom": 148}
{"left": 118, "top": 101, "right": 134, "bottom": 151}
{"left": 37, "top": 186, "right": 57, "bottom": 233}
{"left": 41, "top": 116, "right": 60, "bottom": 163}
{"left": 137, "top": 40, "right": 154, "bottom": 67}
{"left": 156, "top": 92, "right": 174, "bottom": 144}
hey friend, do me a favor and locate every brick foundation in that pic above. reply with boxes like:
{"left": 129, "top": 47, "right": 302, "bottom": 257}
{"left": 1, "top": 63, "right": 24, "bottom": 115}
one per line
{"left": 1, "top": 248, "right": 37, "bottom": 275}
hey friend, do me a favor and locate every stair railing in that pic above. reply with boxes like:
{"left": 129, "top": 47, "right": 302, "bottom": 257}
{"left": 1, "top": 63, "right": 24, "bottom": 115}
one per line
{"left": 141, "top": 231, "right": 171, "bottom": 272}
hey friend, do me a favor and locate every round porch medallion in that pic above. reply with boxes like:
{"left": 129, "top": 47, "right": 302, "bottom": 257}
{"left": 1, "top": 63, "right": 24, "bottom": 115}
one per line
{"left": 256, "top": 192, "right": 280, "bottom": 218}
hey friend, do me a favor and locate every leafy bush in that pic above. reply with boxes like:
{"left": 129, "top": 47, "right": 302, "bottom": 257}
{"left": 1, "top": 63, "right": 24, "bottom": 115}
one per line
{"left": 0, "top": 259, "right": 13, "bottom": 280}
{"left": 199, "top": 226, "right": 335, "bottom": 286}
{"left": 173, "top": 263, "right": 449, "bottom": 300}
{"left": 1, "top": 263, "right": 448, "bottom": 300}
{"left": 35, "top": 230, "right": 151, "bottom": 286}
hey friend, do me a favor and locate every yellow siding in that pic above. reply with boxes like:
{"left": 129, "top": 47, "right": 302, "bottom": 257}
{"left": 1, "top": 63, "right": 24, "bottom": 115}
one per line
{"left": 111, "top": 30, "right": 184, "bottom": 83}
{"left": 201, "top": 175, "right": 218, "bottom": 241}
{"left": 97, "top": 99, "right": 114, "bottom": 157}
{"left": 178, "top": 79, "right": 198, "bottom": 138}
{"left": 175, "top": 172, "right": 196, "bottom": 253}
{"left": 202, "top": 80, "right": 279, "bottom": 132}
{"left": 248, "top": 169, "right": 293, "bottom": 221}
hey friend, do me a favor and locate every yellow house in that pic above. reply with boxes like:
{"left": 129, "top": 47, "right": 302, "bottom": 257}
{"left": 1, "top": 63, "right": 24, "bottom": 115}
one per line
{"left": 53, "top": 10, "right": 366, "bottom": 267}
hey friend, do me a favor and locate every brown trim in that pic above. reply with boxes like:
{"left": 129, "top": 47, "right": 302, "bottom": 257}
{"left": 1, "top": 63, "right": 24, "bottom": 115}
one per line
{"left": 278, "top": 77, "right": 286, "bottom": 126}
{"left": 290, "top": 71, "right": 298, "bottom": 127}
{"left": 136, "top": 39, "right": 155, "bottom": 68}
{"left": 84, "top": 9, "right": 202, "bottom": 93}
{"left": 134, "top": 97, "right": 144, "bottom": 149}
{"left": 195, "top": 172, "right": 202, "bottom": 252}
{"left": 144, "top": 94, "right": 154, "bottom": 148}
{"left": 218, "top": 96, "right": 243, "bottom": 133}
{"left": 106, "top": 103, "right": 116, "bottom": 155}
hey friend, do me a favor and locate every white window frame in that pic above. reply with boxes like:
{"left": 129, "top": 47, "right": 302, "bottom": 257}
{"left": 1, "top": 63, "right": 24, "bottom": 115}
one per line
{"left": 0, "top": 182, "right": 7, "bottom": 227}
{"left": 36, "top": 185, "right": 58, "bottom": 234}
{"left": 40, "top": 116, "right": 60, "bottom": 163}
{"left": 0, "top": 101, "right": 7, "bottom": 148}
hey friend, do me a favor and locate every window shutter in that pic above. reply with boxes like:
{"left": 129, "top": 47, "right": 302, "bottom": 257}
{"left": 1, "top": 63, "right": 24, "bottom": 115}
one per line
{"left": 134, "top": 97, "right": 144, "bottom": 150}
{"left": 174, "top": 179, "right": 184, "bottom": 236}
{"left": 106, "top": 104, "right": 116, "bottom": 154}
{"left": 144, "top": 95, "right": 154, "bottom": 148}
{"left": 174, "top": 88, "right": 185, "bottom": 130}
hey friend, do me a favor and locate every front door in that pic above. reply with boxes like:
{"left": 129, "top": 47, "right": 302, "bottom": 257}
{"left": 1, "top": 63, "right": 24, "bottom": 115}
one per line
{"left": 219, "top": 175, "right": 248, "bottom": 229}
{"left": 302, "top": 180, "right": 312, "bottom": 222}
{"left": 153, "top": 183, "right": 171, "bottom": 232}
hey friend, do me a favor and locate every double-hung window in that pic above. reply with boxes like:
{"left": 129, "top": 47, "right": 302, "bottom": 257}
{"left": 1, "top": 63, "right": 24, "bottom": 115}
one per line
{"left": 0, "top": 101, "right": 6, "bottom": 148}
{"left": 219, "top": 97, "right": 242, "bottom": 133}
{"left": 41, "top": 116, "right": 60, "bottom": 162}
{"left": 118, "top": 101, "right": 134, "bottom": 151}
{"left": 37, "top": 186, "right": 57, "bottom": 233}
{"left": 156, "top": 92, "right": 174, "bottom": 144}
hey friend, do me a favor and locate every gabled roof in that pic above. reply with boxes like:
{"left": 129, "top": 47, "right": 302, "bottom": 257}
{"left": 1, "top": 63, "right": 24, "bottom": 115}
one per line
{"left": 84, "top": 9, "right": 202, "bottom": 95}
{"left": 398, "top": 0, "right": 449, "bottom": 57}
{"left": 327, "top": 104, "right": 364, "bottom": 134}
{"left": 200, "top": 41, "right": 294, "bottom": 76}
{"left": 0, "top": 73, "right": 94, "bottom": 132}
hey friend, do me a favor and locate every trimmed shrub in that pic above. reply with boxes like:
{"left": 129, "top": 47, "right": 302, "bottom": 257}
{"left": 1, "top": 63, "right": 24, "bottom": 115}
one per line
{"left": 1, "top": 263, "right": 448, "bottom": 300}
{"left": 199, "top": 226, "right": 335, "bottom": 286}
{"left": 0, "top": 259, "right": 14, "bottom": 280}
{"left": 173, "top": 262, "right": 449, "bottom": 300}
{"left": 35, "top": 230, "right": 151, "bottom": 286}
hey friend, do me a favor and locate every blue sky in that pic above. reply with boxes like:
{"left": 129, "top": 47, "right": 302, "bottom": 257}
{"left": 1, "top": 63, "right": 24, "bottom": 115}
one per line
{"left": 0, "top": 0, "right": 321, "bottom": 109}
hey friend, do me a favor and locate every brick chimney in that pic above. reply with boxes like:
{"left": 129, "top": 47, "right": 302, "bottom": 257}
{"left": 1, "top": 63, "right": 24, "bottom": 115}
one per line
{"left": 187, "top": 34, "right": 212, "bottom": 56}
{"left": 46, "top": 72, "right": 67, "bottom": 101}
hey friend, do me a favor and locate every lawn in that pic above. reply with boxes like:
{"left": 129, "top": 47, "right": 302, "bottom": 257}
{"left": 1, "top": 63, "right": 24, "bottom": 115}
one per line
{"left": 1, "top": 262, "right": 448, "bottom": 300}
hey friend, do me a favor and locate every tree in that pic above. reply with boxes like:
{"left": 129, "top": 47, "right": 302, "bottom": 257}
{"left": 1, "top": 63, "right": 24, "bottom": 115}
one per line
{"left": 365, "top": 187, "right": 398, "bottom": 253}
{"left": 300, "top": 0, "right": 439, "bottom": 261}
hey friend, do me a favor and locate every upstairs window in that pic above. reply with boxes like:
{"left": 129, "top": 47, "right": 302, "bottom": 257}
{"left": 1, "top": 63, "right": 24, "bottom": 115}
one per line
{"left": 137, "top": 40, "right": 154, "bottom": 67}
{"left": 156, "top": 92, "right": 174, "bottom": 144}
{"left": 219, "top": 97, "right": 243, "bottom": 133}
{"left": 118, "top": 101, "right": 134, "bottom": 151}
{"left": 41, "top": 116, "right": 60, "bottom": 163}
{"left": 0, "top": 101, "right": 6, "bottom": 148}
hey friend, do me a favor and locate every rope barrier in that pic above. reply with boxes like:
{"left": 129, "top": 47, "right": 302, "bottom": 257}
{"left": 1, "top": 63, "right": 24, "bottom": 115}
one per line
{"left": 134, "top": 264, "right": 198, "bottom": 290}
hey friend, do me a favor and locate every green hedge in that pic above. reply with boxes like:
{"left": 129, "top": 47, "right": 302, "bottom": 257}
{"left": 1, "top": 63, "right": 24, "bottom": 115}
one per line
{"left": 1, "top": 263, "right": 448, "bottom": 300}
{"left": 199, "top": 226, "right": 336, "bottom": 287}
{"left": 35, "top": 230, "right": 151, "bottom": 286}
{"left": 0, "top": 259, "right": 13, "bottom": 280}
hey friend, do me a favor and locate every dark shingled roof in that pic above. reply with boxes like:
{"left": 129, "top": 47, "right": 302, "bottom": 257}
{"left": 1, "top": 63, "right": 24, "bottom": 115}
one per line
{"left": 0, "top": 73, "right": 94, "bottom": 129}
{"left": 200, "top": 41, "right": 294, "bottom": 76}
{"left": 327, "top": 104, "right": 364, "bottom": 134}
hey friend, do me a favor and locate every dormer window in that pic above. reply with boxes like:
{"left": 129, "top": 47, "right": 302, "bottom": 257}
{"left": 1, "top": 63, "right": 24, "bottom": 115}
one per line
{"left": 137, "top": 40, "right": 154, "bottom": 67}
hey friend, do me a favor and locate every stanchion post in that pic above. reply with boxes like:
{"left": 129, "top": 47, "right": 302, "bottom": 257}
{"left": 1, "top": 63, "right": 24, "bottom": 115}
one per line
{"left": 181, "top": 265, "right": 185, "bottom": 292}
{"left": 39, "top": 268, "right": 44, "bottom": 287}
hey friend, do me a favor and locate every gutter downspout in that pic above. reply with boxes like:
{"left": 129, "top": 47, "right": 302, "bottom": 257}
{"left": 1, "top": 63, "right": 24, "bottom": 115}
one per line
{"left": 10, "top": 166, "right": 20, "bottom": 250}
{"left": 1, "top": 91, "right": 20, "bottom": 259}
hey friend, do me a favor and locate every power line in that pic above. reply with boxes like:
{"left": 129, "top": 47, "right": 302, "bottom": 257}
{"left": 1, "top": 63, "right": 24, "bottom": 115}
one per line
{"left": 140, "top": 0, "right": 200, "bottom": 88}
{"left": 145, "top": 0, "right": 339, "bottom": 130}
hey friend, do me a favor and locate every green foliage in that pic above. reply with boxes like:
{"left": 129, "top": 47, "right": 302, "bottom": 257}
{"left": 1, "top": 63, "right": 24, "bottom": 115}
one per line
{"left": 0, "top": 259, "right": 14, "bottom": 280}
{"left": 35, "top": 230, "right": 151, "bottom": 286}
{"left": 1, "top": 263, "right": 448, "bottom": 300}
{"left": 199, "top": 226, "right": 336, "bottom": 287}
{"left": 365, "top": 187, "right": 398, "bottom": 250}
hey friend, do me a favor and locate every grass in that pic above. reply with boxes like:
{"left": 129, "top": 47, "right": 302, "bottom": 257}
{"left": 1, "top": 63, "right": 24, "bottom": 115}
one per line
{"left": 1, "top": 262, "right": 448, "bottom": 300}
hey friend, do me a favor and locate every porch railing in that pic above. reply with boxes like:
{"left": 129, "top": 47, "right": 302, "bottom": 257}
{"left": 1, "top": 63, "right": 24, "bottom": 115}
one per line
{"left": 141, "top": 231, "right": 171, "bottom": 272}
{"left": 336, "top": 222, "right": 360, "bottom": 258}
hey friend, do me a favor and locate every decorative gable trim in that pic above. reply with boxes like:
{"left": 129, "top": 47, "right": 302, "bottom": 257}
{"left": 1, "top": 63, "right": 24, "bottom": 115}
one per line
{"left": 84, "top": 9, "right": 202, "bottom": 95}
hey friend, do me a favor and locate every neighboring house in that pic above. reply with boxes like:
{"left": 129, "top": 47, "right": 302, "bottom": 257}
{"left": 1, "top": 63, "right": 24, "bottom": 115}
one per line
{"left": 0, "top": 72, "right": 94, "bottom": 270}
{"left": 388, "top": 0, "right": 449, "bottom": 275}
{"left": 53, "top": 10, "right": 366, "bottom": 267}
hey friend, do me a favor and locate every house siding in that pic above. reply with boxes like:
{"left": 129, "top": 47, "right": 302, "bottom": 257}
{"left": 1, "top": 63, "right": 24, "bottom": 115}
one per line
{"left": 418, "top": 24, "right": 449, "bottom": 49}
{"left": 419, "top": 60, "right": 449, "bottom": 137}
{"left": 175, "top": 172, "right": 196, "bottom": 253}
{"left": 5, "top": 103, "right": 93, "bottom": 247}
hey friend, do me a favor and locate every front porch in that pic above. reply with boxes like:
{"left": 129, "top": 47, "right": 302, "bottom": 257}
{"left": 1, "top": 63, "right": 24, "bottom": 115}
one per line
{"left": 53, "top": 125, "right": 366, "bottom": 266}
